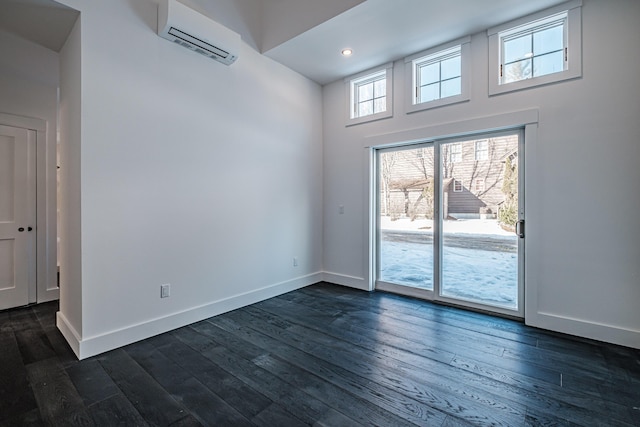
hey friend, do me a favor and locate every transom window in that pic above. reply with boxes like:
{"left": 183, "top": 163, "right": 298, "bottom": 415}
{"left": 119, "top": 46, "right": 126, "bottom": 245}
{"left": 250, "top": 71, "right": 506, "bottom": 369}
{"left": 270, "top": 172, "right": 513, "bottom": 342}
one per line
{"left": 346, "top": 64, "right": 393, "bottom": 125}
{"left": 413, "top": 46, "right": 461, "bottom": 104}
{"left": 450, "top": 144, "right": 462, "bottom": 163}
{"left": 488, "top": 0, "right": 582, "bottom": 95}
{"left": 500, "top": 12, "right": 567, "bottom": 84}
{"left": 475, "top": 140, "right": 489, "bottom": 160}
{"left": 351, "top": 70, "right": 386, "bottom": 119}
{"left": 404, "top": 37, "right": 470, "bottom": 114}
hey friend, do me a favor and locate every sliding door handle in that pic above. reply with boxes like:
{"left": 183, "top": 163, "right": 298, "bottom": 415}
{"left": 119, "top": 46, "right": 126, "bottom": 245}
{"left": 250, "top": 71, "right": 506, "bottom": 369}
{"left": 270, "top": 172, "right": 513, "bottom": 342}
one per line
{"left": 516, "top": 220, "right": 525, "bottom": 238}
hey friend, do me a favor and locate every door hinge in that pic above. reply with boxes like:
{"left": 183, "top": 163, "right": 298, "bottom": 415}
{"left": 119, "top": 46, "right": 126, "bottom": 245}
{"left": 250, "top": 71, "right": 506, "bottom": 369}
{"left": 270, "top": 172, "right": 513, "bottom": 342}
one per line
{"left": 565, "top": 47, "right": 568, "bottom": 62}
{"left": 500, "top": 64, "right": 503, "bottom": 77}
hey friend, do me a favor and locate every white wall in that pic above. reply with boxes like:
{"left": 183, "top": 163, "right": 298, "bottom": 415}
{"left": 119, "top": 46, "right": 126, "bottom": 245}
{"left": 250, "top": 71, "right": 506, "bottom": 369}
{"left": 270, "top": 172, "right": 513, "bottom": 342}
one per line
{"left": 57, "top": 15, "right": 82, "bottom": 354}
{"left": 55, "top": 0, "right": 323, "bottom": 358}
{"left": 322, "top": 0, "right": 640, "bottom": 348}
{"left": 0, "top": 29, "right": 59, "bottom": 304}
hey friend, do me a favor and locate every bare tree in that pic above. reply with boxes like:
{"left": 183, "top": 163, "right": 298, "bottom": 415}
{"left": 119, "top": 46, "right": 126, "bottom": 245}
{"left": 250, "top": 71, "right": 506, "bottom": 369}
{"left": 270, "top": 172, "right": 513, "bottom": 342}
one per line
{"left": 467, "top": 139, "right": 502, "bottom": 199}
{"left": 441, "top": 144, "right": 454, "bottom": 178}
{"left": 390, "top": 178, "right": 429, "bottom": 218}
{"left": 380, "top": 152, "right": 397, "bottom": 216}
{"left": 407, "top": 148, "right": 435, "bottom": 219}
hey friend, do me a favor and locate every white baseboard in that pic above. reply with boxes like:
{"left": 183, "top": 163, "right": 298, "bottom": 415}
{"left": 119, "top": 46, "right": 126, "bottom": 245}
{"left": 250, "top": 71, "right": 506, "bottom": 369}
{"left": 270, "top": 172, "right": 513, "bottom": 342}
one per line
{"left": 56, "top": 311, "right": 81, "bottom": 357}
{"left": 322, "top": 272, "right": 370, "bottom": 291}
{"left": 58, "top": 271, "right": 639, "bottom": 360}
{"left": 527, "top": 311, "right": 640, "bottom": 349}
{"left": 62, "top": 272, "right": 323, "bottom": 360}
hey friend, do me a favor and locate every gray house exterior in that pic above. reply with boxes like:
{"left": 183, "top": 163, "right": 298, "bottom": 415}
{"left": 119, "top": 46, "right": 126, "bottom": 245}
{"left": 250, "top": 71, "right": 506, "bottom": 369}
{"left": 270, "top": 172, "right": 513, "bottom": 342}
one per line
{"left": 380, "top": 135, "right": 518, "bottom": 219}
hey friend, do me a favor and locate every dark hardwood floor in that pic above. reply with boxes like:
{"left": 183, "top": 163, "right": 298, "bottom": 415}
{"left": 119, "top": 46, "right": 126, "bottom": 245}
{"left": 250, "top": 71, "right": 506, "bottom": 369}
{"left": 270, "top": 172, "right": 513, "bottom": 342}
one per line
{"left": 1, "top": 282, "right": 639, "bottom": 426}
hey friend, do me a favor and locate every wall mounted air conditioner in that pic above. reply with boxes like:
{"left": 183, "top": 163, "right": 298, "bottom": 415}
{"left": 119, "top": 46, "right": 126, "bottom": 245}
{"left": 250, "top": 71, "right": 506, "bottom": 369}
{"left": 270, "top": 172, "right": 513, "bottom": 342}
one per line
{"left": 158, "top": 0, "right": 240, "bottom": 65}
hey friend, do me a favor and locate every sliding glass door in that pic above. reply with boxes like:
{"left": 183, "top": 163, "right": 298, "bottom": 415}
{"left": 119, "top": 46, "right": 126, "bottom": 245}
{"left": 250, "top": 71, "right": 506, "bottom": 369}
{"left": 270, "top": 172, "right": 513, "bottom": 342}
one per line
{"left": 378, "top": 146, "right": 435, "bottom": 290}
{"left": 375, "top": 130, "right": 523, "bottom": 316}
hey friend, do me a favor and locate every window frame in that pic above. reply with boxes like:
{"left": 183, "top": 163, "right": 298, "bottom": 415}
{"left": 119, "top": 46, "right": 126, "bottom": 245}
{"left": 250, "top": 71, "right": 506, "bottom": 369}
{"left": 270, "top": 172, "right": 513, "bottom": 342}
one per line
{"left": 345, "top": 63, "right": 393, "bottom": 126}
{"left": 450, "top": 143, "right": 462, "bottom": 163}
{"left": 453, "top": 179, "right": 463, "bottom": 193}
{"left": 488, "top": 0, "right": 582, "bottom": 96}
{"left": 405, "top": 36, "right": 471, "bottom": 114}
{"left": 473, "top": 178, "right": 485, "bottom": 193}
{"left": 475, "top": 140, "right": 489, "bottom": 161}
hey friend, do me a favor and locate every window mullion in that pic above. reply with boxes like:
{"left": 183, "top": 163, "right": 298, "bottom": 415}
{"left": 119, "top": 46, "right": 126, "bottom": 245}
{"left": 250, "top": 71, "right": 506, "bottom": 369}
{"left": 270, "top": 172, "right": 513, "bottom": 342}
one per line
{"left": 438, "top": 61, "right": 442, "bottom": 100}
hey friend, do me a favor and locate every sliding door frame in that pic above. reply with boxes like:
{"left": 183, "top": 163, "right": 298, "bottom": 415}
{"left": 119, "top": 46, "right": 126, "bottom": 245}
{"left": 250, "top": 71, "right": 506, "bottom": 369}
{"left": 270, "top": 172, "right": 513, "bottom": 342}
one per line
{"left": 370, "top": 126, "right": 527, "bottom": 318}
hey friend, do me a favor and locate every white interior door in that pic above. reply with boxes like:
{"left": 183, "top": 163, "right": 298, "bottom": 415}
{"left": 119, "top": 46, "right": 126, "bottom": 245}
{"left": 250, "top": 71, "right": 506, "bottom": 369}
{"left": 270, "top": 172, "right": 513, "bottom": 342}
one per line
{"left": 0, "top": 124, "right": 36, "bottom": 310}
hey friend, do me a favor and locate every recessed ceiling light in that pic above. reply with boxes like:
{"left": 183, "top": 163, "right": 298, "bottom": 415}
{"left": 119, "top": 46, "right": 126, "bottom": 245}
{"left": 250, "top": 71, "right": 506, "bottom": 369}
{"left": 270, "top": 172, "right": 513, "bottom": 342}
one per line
{"left": 341, "top": 48, "right": 353, "bottom": 57}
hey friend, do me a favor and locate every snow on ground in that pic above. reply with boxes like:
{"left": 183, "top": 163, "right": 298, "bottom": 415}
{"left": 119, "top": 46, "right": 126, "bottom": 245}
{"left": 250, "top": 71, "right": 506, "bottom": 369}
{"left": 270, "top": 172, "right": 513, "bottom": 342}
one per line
{"left": 380, "top": 216, "right": 515, "bottom": 237}
{"left": 379, "top": 216, "right": 518, "bottom": 310}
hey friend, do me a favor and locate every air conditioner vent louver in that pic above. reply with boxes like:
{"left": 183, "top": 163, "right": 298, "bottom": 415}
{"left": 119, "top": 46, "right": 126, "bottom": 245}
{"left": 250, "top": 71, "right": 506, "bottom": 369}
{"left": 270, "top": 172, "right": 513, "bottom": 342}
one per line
{"left": 158, "top": 0, "right": 240, "bottom": 66}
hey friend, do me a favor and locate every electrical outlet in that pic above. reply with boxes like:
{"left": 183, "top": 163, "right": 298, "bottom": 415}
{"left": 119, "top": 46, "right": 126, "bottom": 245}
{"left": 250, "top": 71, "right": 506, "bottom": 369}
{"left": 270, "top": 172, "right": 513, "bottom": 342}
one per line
{"left": 339, "top": 205, "right": 345, "bottom": 214}
{"left": 160, "top": 283, "right": 170, "bottom": 298}
{"left": 293, "top": 257, "right": 298, "bottom": 267}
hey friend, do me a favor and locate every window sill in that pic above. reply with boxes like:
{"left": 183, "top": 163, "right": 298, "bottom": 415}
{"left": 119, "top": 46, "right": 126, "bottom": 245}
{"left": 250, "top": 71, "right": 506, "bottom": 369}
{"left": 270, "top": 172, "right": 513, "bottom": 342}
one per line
{"left": 489, "top": 68, "right": 581, "bottom": 96}
{"left": 346, "top": 110, "right": 393, "bottom": 127}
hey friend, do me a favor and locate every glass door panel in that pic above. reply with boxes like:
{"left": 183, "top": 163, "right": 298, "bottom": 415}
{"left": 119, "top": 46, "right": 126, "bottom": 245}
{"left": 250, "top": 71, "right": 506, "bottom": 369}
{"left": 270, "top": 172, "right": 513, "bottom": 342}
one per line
{"left": 378, "top": 146, "right": 435, "bottom": 290}
{"left": 440, "top": 134, "right": 520, "bottom": 310}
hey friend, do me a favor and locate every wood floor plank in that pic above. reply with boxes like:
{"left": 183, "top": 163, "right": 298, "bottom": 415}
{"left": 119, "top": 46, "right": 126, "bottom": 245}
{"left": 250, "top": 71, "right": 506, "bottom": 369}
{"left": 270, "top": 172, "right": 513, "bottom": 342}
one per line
{"left": 66, "top": 359, "right": 120, "bottom": 406}
{"left": 49, "top": 408, "right": 94, "bottom": 426}
{"left": 320, "top": 284, "right": 623, "bottom": 381}
{"left": 156, "top": 331, "right": 273, "bottom": 419}
{"left": 25, "top": 358, "right": 89, "bottom": 425}
{"left": 258, "top": 295, "right": 457, "bottom": 363}
{"left": 0, "top": 333, "right": 39, "bottom": 422}
{"left": 276, "top": 300, "right": 626, "bottom": 422}
{"left": 256, "top": 295, "right": 636, "bottom": 424}
{"left": 174, "top": 326, "right": 372, "bottom": 426}
{"left": 41, "top": 326, "right": 78, "bottom": 368}
{"left": 301, "top": 285, "right": 537, "bottom": 341}
{"left": 252, "top": 351, "right": 438, "bottom": 426}
{"left": 14, "top": 326, "right": 56, "bottom": 366}
{"left": 340, "top": 295, "right": 614, "bottom": 383}
{"left": 0, "top": 408, "right": 43, "bottom": 427}
{"left": 6, "top": 309, "right": 41, "bottom": 333}
{"left": 125, "top": 339, "right": 255, "bottom": 426}
{"left": 286, "top": 292, "right": 512, "bottom": 359}
{"left": 289, "top": 287, "right": 542, "bottom": 347}
{"left": 168, "top": 414, "right": 204, "bottom": 426}
{"left": 303, "top": 300, "right": 562, "bottom": 385}
{"left": 207, "top": 310, "right": 503, "bottom": 426}
{"left": 226, "top": 306, "right": 527, "bottom": 427}
{"left": 168, "top": 377, "right": 255, "bottom": 427}
{"left": 87, "top": 393, "right": 148, "bottom": 426}
{"left": 302, "top": 288, "right": 640, "bottom": 412}
{"left": 97, "top": 349, "right": 188, "bottom": 426}
{"left": 3, "top": 283, "right": 639, "bottom": 426}
{"left": 251, "top": 402, "right": 308, "bottom": 427}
